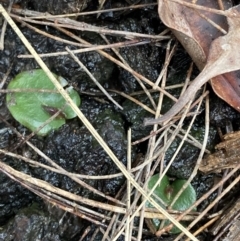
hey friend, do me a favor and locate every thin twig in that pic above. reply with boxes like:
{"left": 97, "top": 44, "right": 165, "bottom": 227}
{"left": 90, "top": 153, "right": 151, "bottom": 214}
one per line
{"left": 0, "top": 61, "right": 13, "bottom": 89}
{"left": 155, "top": 89, "right": 207, "bottom": 236}
{"left": 185, "top": 215, "right": 219, "bottom": 241}
{"left": 153, "top": 40, "right": 177, "bottom": 88}
{"left": 12, "top": 177, "right": 113, "bottom": 227}
{"left": 12, "top": 3, "right": 157, "bottom": 19}
{"left": 169, "top": 90, "right": 209, "bottom": 209}
{"left": 0, "top": 0, "right": 13, "bottom": 50}
{"left": 17, "top": 39, "right": 151, "bottom": 58}
{"left": 0, "top": 88, "right": 60, "bottom": 93}
{"left": 197, "top": 11, "right": 227, "bottom": 34}
{"left": 11, "top": 13, "right": 170, "bottom": 40}
{"left": 0, "top": 160, "right": 125, "bottom": 212}
{"left": 113, "top": 101, "right": 195, "bottom": 240}
{"left": 174, "top": 174, "right": 240, "bottom": 241}
{"left": 218, "top": 0, "right": 224, "bottom": 11}
{"left": 53, "top": 25, "right": 178, "bottom": 104}
{"left": 66, "top": 47, "right": 122, "bottom": 109}
{"left": 169, "top": 0, "right": 235, "bottom": 17}
{"left": 137, "top": 39, "right": 173, "bottom": 240}
{"left": 9, "top": 104, "right": 68, "bottom": 150}
{"left": 14, "top": 18, "right": 89, "bottom": 47}
{"left": 0, "top": 8, "right": 198, "bottom": 239}
{"left": 156, "top": 162, "right": 240, "bottom": 240}
{"left": 99, "top": 34, "right": 157, "bottom": 110}
{"left": 126, "top": 128, "right": 132, "bottom": 241}
{"left": 97, "top": 0, "right": 107, "bottom": 18}
{"left": 108, "top": 89, "right": 155, "bottom": 114}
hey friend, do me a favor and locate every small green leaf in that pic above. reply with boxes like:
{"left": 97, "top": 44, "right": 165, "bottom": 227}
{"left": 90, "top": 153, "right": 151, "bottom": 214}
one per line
{"left": 146, "top": 174, "right": 196, "bottom": 234}
{"left": 147, "top": 174, "right": 170, "bottom": 205}
{"left": 170, "top": 179, "right": 196, "bottom": 211}
{"left": 6, "top": 69, "right": 81, "bottom": 136}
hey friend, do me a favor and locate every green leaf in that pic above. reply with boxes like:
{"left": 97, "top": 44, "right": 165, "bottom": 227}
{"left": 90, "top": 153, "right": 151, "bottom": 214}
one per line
{"left": 6, "top": 69, "right": 81, "bottom": 136}
{"left": 147, "top": 174, "right": 170, "bottom": 205}
{"left": 146, "top": 174, "right": 196, "bottom": 234}
{"left": 170, "top": 179, "right": 196, "bottom": 211}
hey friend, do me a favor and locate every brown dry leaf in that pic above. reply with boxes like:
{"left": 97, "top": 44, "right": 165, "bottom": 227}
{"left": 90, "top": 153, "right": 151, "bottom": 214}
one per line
{"left": 144, "top": 3, "right": 240, "bottom": 125}
{"left": 158, "top": 0, "right": 231, "bottom": 69}
{"left": 211, "top": 71, "right": 240, "bottom": 111}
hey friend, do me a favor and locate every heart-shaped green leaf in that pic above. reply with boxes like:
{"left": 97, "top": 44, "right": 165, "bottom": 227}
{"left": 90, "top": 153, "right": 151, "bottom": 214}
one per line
{"left": 146, "top": 174, "right": 196, "bottom": 234}
{"left": 6, "top": 69, "right": 81, "bottom": 136}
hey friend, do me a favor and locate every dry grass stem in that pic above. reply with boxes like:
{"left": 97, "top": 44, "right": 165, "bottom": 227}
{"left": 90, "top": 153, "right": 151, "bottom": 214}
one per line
{"left": 14, "top": 18, "right": 89, "bottom": 47}
{"left": 97, "top": 0, "right": 107, "bottom": 18}
{"left": 0, "top": 0, "right": 13, "bottom": 50}
{"left": 154, "top": 88, "right": 207, "bottom": 235}
{"left": 79, "top": 226, "right": 92, "bottom": 241}
{"left": 66, "top": 46, "right": 122, "bottom": 109}
{"left": 100, "top": 34, "right": 157, "bottom": 110}
{"left": 169, "top": 90, "right": 209, "bottom": 209}
{"left": 50, "top": 23, "right": 178, "bottom": 109}
{"left": 126, "top": 128, "right": 132, "bottom": 240}
{"left": 0, "top": 6, "right": 198, "bottom": 240}
{"left": 174, "top": 173, "right": 240, "bottom": 241}
{"left": 114, "top": 103, "right": 192, "bottom": 239}
{"left": 137, "top": 48, "right": 172, "bottom": 234}
{"left": 0, "top": 149, "right": 127, "bottom": 180}
{"left": 11, "top": 13, "right": 170, "bottom": 40}
{"left": 153, "top": 40, "right": 177, "bottom": 88}
{"left": 197, "top": 11, "right": 227, "bottom": 34}
{"left": 0, "top": 161, "right": 125, "bottom": 213}
{"left": 13, "top": 3, "right": 157, "bottom": 19}
{"left": 0, "top": 88, "right": 61, "bottom": 93}
{"left": 54, "top": 25, "right": 178, "bottom": 104}
{"left": 109, "top": 90, "right": 155, "bottom": 115}
{"left": 169, "top": 0, "right": 233, "bottom": 16}
{"left": 1, "top": 1, "right": 237, "bottom": 240}
{"left": 0, "top": 62, "right": 13, "bottom": 89}
{"left": 154, "top": 39, "right": 172, "bottom": 118}
{"left": 159, "top": 164, "right": 240, "bottom": 240}
{"left": 26, "top": 187, "right": 108, "bottom": 227}
{"left": 218, "top": 0, "right": 225, "bottom": 10}
{"left": 135, "top": 40, "right": 173, "bottom": 239}
{"left": 0, "top": 117, "right": 125, "bottom": 206}
{"left": 180, "top": 62, "right": 193, "bottom": 95}
{"left": 17, "top": 39, "right": 150, "bottom": 58}
{"left": 185, "top": 215, "right": 219, "bottom": 241}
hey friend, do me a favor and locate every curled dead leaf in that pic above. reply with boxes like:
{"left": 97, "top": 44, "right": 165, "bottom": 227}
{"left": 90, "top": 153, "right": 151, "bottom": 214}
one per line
{"left": 144, "top": 1, "right": 240, "bottom": 125}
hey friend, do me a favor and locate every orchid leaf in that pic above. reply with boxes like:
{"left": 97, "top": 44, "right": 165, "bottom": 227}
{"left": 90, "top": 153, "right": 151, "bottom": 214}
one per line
{"left": 6, "top": 69, "right": 81, "bottom": 136}
{"left": 146, "top": 174, "right": 196, "bottom": 234}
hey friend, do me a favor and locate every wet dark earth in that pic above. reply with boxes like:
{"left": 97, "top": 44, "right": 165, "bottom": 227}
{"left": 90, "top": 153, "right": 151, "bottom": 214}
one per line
{"left": 0, "top": 0, "right": 240, "bottom": 240}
